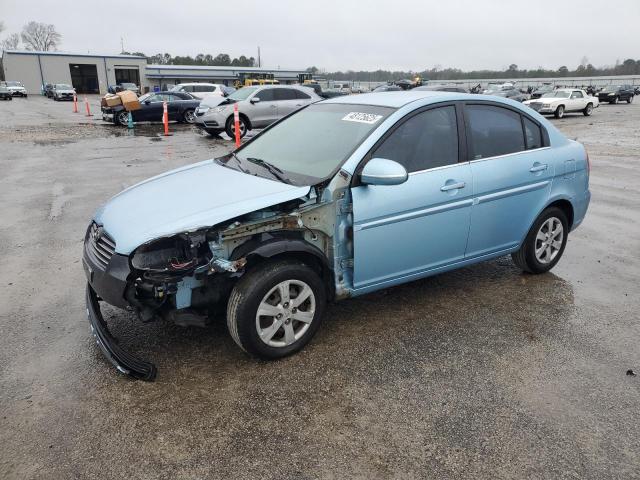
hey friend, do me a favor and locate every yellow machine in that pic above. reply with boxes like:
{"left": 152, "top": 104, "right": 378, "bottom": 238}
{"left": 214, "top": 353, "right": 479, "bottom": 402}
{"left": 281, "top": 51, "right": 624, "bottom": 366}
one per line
{"left": 297, "top": 73, "right": 318, "bottom": 85}
{"left": 234, "top": 73, "right": 280, "bottom": 89}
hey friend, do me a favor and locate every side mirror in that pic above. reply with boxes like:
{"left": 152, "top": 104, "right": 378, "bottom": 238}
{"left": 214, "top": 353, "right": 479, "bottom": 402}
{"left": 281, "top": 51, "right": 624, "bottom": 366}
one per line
{"left": 250, "top": 97, "right": 260, "bottom": 104}
{"left": 360, "top": 158, "right": 408, "bottom": 186}
{"left": 144, "top": 100, "right": 151, "bottom": 105}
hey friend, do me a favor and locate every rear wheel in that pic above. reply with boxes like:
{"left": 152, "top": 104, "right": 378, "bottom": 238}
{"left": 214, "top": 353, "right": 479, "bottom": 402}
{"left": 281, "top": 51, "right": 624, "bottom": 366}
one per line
{"left": 227, "top": 260, "right": 326, "bottom": 359}
{"left": 554, "top": 105, "right": 565, "bottom": 118}
{"left": 512, "top": 206, "right": 569, "bottom": 274}
{"left": 225, "top": 115, "right": 247, "bottom": 139}
{"left": 183, "top": 108, "right": 196, "bottom": 124}
{"left": 583, "top": 103, "right": 593, "bottom": 116}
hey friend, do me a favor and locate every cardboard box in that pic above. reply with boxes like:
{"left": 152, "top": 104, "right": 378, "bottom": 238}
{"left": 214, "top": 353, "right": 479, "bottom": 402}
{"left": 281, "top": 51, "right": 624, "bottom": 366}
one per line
{"left": 116, "top": 90, "right": 141, "bottom": 111}
{"left": 104, "top": 94, "right": 122, "bottom": 107}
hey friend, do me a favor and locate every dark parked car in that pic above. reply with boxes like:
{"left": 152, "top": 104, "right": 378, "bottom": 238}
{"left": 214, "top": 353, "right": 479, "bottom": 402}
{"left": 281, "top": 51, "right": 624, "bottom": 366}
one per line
{"left": 530, "top": 84, "right": 554, "bottom": 99}
{"left": 372, "top": 84, "right": 402, "bottom": 92}
{"left": 597, "top": 85, "right": 635, "bottom": 104}
{"left": 484, "top": 86, "right": 527, "bottom": 102}
{"left": 414, "top": 84, "right": 467, "bottom": 93}
{"left": 0, "top": 85, "right": 13, "bottom": 100}
{"left": 101, "top": 91, "right": 200, "bottom": 126}
{"left": 43, "top": 83, "right": 54, "bottom": 97}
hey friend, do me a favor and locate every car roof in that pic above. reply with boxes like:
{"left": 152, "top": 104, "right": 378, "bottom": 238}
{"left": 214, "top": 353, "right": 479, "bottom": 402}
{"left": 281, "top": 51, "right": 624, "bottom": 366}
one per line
{"left": 321, "top": 90, "right": 476, "bottom": 108}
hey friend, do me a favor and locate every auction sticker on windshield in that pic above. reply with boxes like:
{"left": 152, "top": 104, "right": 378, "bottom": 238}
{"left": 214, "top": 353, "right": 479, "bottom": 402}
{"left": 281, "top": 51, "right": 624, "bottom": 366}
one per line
{"left": 342, "top": 112, "right": 383, "bottom": 124}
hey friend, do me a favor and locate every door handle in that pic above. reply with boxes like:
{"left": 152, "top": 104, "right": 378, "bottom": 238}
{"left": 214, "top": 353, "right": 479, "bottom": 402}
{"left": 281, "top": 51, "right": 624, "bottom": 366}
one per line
{"left": 529, "top": 163, "right": 548, "bottom": 172}
{"left": 440, "top": 181, "right": 466, "bottom": 191}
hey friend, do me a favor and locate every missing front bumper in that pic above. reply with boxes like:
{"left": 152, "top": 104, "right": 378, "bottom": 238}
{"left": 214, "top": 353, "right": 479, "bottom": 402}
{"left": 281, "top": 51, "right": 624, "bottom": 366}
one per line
{"left": 86, "top": 284, "right": 157, "bottom": 381}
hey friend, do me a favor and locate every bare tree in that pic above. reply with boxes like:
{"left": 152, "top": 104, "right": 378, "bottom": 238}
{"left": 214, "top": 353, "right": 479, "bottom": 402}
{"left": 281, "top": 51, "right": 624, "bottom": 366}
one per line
{"left": 1, "top": 33, "right": 20, "bottom": 51}
{"left": 20, "top": 21, "right": 61, "bottom": 51}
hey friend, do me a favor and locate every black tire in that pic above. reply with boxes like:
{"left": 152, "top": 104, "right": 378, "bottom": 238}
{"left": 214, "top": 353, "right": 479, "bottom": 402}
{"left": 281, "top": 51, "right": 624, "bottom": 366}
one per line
{"left": 227, "top": 260, "right": 327, "bottom": 359}
{"left": 8, "top": 96, "right": 12, "bottom": 101}
{"left": 54, "top": 95, "right": 59, "bottom": 101}
{"left": 554, "top": 105, "right": 565, "bottom": 118}
{"left": 225, "top": 115, "right": 247, "bottom": 139}
{"left": 116, "top": 111, "right": 129, "bottom": 126}
{"left": 512, "top": 206, "right": 569, "bottom": 274}
{"left": 183, "top": 108, "right": 196, "bottom": 124}
{"left": 611, "top": 96, "right": 618, "bottom": 104}
{"left": 627, "top": 96, "right": 633, "bottom": 104}
{"left": 583, "top": 103, "right": 593, "bottom": 116}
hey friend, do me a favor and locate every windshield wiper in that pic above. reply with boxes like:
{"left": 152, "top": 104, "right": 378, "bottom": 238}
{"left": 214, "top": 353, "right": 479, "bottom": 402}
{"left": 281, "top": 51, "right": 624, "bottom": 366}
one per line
{"left": 245, "top": 157, "right": 290, "bottom": 184}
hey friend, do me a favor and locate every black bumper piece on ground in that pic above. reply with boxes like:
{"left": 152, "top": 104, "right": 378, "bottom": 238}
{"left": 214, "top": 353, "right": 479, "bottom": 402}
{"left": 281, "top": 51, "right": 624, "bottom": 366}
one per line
{"left": 86, "top": 285, "right": 157, "bottom": 381}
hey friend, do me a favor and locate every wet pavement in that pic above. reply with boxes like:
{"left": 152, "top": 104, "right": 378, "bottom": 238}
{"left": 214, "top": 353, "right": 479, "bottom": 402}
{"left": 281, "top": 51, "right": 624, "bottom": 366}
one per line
{"left": 1, "top": 95, "right": 638, "bottom": 479}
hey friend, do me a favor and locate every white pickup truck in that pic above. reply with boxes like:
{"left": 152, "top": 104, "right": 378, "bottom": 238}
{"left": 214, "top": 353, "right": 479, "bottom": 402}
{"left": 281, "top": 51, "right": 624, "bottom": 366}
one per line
{"left": 524, "top": 88, "right": 598, "bottom": 118}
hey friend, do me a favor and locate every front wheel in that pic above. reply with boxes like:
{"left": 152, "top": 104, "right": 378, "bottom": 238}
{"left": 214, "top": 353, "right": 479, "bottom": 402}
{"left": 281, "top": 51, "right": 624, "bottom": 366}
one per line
{"left": 627, "top": 96, "right": 634, "bottom": 104}
{"left": 227, "top": 260, "right": 326, "bottom": 359}
{"left": 583, "top": 103, "right": 593, "bottom": 116}
{"left": 116, "top": 111, "right": 129, "bottom": 126}
{"left": 554, "top": 105, "right": 565, "bottom": 118}
{"left": 225, "top": 115, "right": 247, "bottom": 139}
{"left": 512, "top": 207, "right": 569, "bottom": 274}
{"left": 611, "top": 96, "right": 618, "bottom": 104}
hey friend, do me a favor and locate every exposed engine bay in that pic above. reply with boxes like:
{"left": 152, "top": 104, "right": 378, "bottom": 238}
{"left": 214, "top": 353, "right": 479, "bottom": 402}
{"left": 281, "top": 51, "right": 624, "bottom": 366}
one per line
{"left": 124, "top": 172, "right": 354, "bottom": 327}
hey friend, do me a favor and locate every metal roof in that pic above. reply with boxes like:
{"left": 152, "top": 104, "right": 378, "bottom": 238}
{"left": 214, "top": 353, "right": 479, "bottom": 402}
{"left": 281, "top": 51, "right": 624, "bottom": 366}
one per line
{"left": 3, "top": 50, "right": 146, "bottom": 59}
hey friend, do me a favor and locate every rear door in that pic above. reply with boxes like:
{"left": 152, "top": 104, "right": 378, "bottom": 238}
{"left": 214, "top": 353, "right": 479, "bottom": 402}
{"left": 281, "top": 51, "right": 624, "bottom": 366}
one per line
{"left": 464, "top": 103, "right": 553, "bottom": 258}
{"left": 274, "top": 88, "right": 307, "bottom": 117}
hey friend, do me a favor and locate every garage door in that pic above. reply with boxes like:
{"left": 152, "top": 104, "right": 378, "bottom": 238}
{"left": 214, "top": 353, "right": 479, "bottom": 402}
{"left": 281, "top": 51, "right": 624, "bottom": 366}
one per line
{"left": 70, "top": 64, "right": 99, "bottom": 94}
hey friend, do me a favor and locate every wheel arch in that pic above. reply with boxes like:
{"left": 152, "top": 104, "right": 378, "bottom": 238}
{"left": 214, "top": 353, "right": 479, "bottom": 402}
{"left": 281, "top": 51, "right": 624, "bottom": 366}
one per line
{"left": 231, "top": 236, "right": 334, "bottom": 301}
{"left": 227, "top": 112, "right": 252, "bottom": 130}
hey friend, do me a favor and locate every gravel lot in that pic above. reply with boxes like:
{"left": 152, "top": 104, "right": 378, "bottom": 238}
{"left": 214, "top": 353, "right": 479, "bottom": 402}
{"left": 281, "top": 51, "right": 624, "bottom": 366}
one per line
{"left": 1, "top": 94, "right": 638, "bottom": 479}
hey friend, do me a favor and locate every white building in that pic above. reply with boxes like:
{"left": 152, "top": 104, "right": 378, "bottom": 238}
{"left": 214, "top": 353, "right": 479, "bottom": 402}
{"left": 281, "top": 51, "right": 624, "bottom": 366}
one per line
{"left": 1, "top": 50, "right": 306, "bottom": 94}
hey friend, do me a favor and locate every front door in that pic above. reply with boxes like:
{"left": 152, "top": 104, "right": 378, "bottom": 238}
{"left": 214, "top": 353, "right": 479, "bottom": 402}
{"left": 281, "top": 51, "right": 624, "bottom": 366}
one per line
{"left": 250, "top": 88, "right": 278, "bottom": 127}
{"left": 137, "top": 93, "right": 165, "bottom": 121}
{"left": 464, "top": 104, "right": 553, "bottom": 258}
{"left": 351, "top": 104, "right": 474, "bottom": 292}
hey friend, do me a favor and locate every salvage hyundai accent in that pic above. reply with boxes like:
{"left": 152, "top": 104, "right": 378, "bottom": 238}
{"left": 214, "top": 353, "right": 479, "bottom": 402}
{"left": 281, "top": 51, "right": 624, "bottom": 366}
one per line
{"left": 83, "top": 91, "right": 590, "bottom": 379}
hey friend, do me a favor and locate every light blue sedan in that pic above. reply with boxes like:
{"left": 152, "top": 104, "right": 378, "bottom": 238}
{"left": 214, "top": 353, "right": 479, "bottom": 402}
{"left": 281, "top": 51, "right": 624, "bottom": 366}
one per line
{"left": 83, "top": 91, "right": 590, "bottom": 379}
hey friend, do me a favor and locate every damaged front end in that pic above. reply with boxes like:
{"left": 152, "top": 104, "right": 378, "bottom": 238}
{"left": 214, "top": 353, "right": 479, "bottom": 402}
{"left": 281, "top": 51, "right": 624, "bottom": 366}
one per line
{"left": 83, "top": 172, "right": 355, "bottom": 380}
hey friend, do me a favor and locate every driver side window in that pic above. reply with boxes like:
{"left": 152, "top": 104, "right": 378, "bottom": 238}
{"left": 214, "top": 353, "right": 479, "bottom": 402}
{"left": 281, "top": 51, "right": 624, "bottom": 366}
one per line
{"left": 372, "top": 106, "right": 459, "bottom": 173}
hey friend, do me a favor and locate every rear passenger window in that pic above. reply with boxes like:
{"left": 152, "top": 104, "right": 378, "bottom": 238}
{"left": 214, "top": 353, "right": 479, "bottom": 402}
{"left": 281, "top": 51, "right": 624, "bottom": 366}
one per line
{"left": 294, "top": 89, "right": 311, "bottom": 99}
{"left": 372, "top": 106, "right": 458, "bottom": 173}
{"left": 274, "top": 89, "right": 298, "bottom": 100}
{"left": 466, "top": 105, "right": 525, "bottom": 159}
{"left": 523, "top": 117, "right": 543, "bottom": 150}
{"left": 256, "top": 89, "right": 275, "bottom": 101}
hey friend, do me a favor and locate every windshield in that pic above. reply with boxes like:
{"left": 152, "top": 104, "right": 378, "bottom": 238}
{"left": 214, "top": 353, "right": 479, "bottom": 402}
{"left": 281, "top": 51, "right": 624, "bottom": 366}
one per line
{"left": 228, "top": 87, "right": 258, "bottom": 101}
{"left": 542, "top": 91, "right": 570, "bottom": 98}
{"left": 56, "top": 84, "right": 73, "bottom": 89}
{"left": 6, "top": 81, "right": 21, "bottom": 87}
{"left": 229, "top": 103, "right": 395, "bottom": 185}
{"left": 601, "top": 85, "right": 620, "bottom": 92}
{"left": 138, "top": 93, "right": 152, "bottom": 102}
{"left": 121, "top": 83, "right": 136, "bottom": 88}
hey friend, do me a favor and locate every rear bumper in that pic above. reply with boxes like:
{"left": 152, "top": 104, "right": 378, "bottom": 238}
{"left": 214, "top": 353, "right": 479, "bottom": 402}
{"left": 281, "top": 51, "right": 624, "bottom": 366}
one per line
{"left": 571, "top": 189, "right": 591, "bottom": 231}
{"left": 86, "top": 285, "right": 157, "bottom": 381}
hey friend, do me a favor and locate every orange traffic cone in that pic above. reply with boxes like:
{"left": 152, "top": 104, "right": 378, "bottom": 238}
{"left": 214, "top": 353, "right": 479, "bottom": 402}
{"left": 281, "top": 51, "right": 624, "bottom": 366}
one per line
{"left": 163, "top": 101, "right": 169, "bottom": 136}
{"left": 73, "top": 93, "right": 78, "bottom": 113}
{"left": 233, "top": 103, "right": 241, "bottom": 147}
{"left": 84, "top": 96, "right": 91, "bottom": 116}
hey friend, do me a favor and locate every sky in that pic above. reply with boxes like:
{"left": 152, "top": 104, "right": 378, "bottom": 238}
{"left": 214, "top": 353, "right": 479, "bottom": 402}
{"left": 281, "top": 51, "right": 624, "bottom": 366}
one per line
{"left": 2, "top": 0, "right": 639, "bottom": 72}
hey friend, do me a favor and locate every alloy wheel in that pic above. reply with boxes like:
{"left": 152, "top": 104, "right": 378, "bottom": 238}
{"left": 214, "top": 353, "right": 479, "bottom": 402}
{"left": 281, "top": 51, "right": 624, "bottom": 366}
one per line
{"left": 535, "top": 217, "right": 564, "bottom": 264}
{"left": 255, "top": 280, "right": 316, "bottom": 348}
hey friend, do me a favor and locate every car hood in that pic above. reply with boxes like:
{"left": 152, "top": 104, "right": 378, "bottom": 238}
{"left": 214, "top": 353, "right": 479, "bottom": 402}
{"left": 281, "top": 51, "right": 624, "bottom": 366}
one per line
{"left": 8, "top": 86, "right": 25, "bottom": 90}
{"left": 95, "top": 159, "right": 311, "bottom": 254}
{"left": 56, "top": 89, "right": 75, "bottom": 94}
